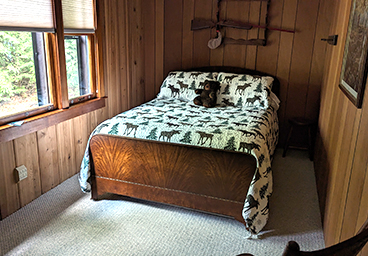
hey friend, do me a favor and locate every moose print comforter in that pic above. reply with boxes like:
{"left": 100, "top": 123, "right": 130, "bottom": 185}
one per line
{"left": 79, "top": 96, "right": 279, "bottom": 234}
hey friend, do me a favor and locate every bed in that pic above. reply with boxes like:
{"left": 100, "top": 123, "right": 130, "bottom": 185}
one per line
{"left": 78, "top": 66, "right": 280, "bottom": 235}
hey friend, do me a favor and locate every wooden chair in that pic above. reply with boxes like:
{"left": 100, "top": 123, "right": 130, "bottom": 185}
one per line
{"left": 237, "top": 218, "right": 368, "bottom": 256}
{"left": 282, "top": 117, "right": 316, "bottom": 161}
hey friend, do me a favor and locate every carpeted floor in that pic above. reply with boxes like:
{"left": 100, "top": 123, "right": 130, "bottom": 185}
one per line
{"left": 0, "top": 149, "right": 325, "bottom": 256}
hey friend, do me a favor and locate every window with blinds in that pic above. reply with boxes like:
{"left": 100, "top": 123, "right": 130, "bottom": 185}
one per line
{"left": 62, "top": 0, "right": 95, "bottom": 33}
{"left": 0, "top": 0, "right": 100, "bottom": 125}
{"left": 0, "top": 0, "right": 54, "bottom": 32}
{"left": 0, "top": 0, "right": 95, "bottom": 32}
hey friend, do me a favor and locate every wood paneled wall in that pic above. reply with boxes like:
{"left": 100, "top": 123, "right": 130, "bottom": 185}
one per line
{"left": 314, "top": 0, "right": 368, "bottom": 254}
{"left": 142, "top": 0, "right": 334, "bottom": 144}
{"left": 0, "top": 112, "right": 102, "bottom": 218}
{"left": 1, "top": 0, "right": 336, "bottom": 235}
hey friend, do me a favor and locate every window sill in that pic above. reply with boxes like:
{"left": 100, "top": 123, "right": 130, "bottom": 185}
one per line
{"left": 0, "top": 97, "right": 106, "bottom": 143}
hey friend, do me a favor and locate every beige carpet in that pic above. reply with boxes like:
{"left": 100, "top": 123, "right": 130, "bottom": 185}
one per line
{"left": 0, "top": 149, "right": 324, "bottom": 256}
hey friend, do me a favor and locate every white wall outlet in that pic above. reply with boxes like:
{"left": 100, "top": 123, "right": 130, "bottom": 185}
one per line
{"left": 14, "top": 165, "right": 28, "bottom": 182}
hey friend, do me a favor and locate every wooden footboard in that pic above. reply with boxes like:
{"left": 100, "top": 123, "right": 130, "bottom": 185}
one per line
{"left": 89, "top": 134, "right": 256, "bottom": 224}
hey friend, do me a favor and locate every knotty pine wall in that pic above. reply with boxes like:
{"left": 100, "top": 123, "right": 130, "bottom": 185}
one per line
{"left": 143, "top": 0, "right": 335, "bottom": 145}
{"left": 1, "top": 0, "right": 335, "bottom": 222}
{"left": 315, "top": 0, "right": 368, "bottom": 254}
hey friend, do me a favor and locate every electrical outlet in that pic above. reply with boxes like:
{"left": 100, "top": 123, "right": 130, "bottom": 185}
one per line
{"left": 14, "top": 165, "right": 28, "bottom": 182}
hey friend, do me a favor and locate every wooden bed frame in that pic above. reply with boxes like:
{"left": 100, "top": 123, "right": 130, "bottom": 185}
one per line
{"left": 90, "top": 67, "right": 280, "bottom": 227}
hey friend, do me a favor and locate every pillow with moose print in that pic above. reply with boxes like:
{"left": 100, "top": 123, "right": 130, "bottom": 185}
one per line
{"left": 157, "top": 71, "right": 218, "bottom": 102}
{"left": 216, "top": 72, "right": 274, "bottom": 109}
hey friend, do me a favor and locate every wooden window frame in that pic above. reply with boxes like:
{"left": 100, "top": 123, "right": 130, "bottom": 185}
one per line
{"left": 0, "top": 0, "right": 105, "bottom": 143}
{"left": 64, "top": 34, "right": 97, "bottom": 105}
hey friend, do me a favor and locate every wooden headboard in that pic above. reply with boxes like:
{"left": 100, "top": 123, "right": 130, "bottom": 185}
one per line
{"left": 184, "top": 66, "right": 280, "bottom": 97}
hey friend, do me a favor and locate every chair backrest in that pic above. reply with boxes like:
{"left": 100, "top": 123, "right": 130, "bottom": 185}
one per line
{"left": 282, "top": 217, "right": 368, "bottom": 256}
{"left": 236, "top": 218, "right": 368, "bottom": 256}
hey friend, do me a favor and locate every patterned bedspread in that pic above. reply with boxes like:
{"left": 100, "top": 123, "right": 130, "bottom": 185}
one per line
{"left": 79, "top": 96, "right": 279, "bottom": 234}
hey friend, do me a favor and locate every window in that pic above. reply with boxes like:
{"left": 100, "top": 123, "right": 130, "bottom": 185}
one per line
{"left": 64, "top": 35, "right": 91, "bottom": 101}
{"left": 0, "top": 31, "right": 51, "bottom": 119}
{"left": 0, "top": 0, "right": 104, "bottom": 127}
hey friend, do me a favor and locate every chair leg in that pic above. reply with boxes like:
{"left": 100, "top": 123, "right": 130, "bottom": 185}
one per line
{"left": 283, "top": 125, "right": 293, "bottom": 157}
{"left": 308, "top": 126, "right": 313, "bottom": 161}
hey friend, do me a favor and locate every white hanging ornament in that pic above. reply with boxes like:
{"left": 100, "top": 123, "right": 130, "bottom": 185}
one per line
{"left": 208, "top": 30, "right": 222, "bottom": 49}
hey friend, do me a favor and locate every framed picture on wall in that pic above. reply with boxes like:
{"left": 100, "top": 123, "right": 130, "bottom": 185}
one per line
{"left": 339, "top": 0, "right": 368, "bottom": 109}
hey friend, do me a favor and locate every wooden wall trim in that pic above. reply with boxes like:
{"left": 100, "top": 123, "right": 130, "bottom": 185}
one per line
{"left": 0, "top": 98, "right": 105, "bottom": 144}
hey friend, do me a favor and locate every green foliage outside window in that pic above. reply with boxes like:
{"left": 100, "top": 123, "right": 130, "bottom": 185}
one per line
{"left": 0, "top": 31, "right": 36, "bottom": 103}
{"left": 64, "top": 38, "right": 79, "bottom": 99}
{"left": 0, "top": 32, "right": 83, "bottom": 104}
